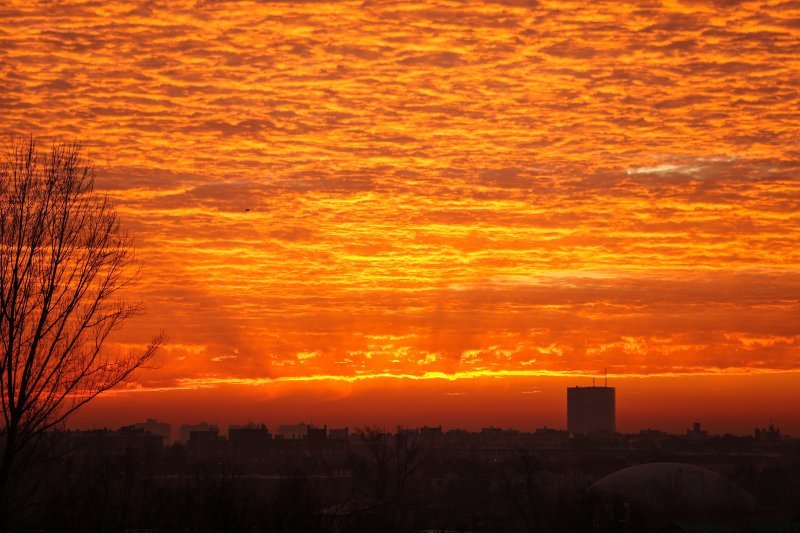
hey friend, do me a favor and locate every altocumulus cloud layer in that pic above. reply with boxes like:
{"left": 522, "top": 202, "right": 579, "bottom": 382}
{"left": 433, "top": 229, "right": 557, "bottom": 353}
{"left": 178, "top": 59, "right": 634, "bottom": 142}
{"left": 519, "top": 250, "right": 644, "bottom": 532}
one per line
{"left": 1, "top": 0, "right": 799, "bottom": 389}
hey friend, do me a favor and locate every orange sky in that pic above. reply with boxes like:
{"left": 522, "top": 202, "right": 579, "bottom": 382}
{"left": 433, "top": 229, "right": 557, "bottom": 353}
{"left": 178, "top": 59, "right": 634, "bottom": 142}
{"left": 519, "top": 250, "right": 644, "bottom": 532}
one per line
{"left": 1, "top": 0, "right": 799, "bottom": 433}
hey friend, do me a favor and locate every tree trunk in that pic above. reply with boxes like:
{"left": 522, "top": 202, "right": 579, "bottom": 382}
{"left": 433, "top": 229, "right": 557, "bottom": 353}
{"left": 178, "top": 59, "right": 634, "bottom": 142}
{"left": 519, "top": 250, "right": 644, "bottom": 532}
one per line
{"left": 0, "top": 429, "right": 17, "bottom": 531}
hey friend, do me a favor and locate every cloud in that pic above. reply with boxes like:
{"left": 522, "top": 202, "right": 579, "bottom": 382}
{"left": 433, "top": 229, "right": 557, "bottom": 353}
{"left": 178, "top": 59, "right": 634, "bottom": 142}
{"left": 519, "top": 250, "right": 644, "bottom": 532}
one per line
{"left": 3, "top": 0, "right": 799, "bottom": 389}
{"left": 626, "top": 157, "right": 737, "bottom": 176}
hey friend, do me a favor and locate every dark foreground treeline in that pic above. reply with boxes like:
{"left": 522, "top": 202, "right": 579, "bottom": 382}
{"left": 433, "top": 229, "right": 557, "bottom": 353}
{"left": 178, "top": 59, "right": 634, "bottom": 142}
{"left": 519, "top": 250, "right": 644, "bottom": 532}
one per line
{"left": 4, "top": 428, "right": 800, "bottom": 532}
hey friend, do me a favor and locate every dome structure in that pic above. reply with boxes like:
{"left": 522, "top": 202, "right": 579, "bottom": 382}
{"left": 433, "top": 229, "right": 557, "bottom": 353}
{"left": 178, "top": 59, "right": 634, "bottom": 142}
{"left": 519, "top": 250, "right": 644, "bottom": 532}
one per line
{"left": 590, "top": 462, "right": 755, "bottom": 528}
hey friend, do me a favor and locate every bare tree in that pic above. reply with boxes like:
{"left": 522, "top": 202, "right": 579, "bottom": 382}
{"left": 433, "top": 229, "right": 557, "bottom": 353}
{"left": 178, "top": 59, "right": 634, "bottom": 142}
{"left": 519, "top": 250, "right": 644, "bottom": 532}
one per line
{"left": 0, "top": 137, "right": 163, "bottom": 523}
{"left": 498, "top": 453, "right": 544, "bottom": 533}
{"left": 357, "top": 426, "right": 391, "bottom": 502}
{"left": 353, "top": 425, "right": 424, "bottom": 522}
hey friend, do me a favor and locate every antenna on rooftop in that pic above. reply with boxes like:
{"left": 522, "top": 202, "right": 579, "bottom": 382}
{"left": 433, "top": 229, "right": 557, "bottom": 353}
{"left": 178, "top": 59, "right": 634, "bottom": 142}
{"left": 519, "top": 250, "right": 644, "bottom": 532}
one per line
{"left": 592, "top": 377, "right": 595, "bottom": 387}
{"left": 605, "top": 368, "right": 608, "bottom": 387}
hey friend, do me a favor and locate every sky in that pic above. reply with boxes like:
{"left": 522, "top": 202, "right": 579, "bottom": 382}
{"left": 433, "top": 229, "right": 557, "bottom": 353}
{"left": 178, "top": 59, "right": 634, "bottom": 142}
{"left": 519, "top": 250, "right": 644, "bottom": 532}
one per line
{"left": 1, "top": 0, "right": 799, "bottom": 434}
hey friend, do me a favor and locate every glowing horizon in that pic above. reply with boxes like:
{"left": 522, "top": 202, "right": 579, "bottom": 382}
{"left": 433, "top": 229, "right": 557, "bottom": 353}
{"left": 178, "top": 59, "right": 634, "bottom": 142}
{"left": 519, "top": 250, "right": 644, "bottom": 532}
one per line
{"left": 98, "top": 367, "right": 800, "bottom": 396}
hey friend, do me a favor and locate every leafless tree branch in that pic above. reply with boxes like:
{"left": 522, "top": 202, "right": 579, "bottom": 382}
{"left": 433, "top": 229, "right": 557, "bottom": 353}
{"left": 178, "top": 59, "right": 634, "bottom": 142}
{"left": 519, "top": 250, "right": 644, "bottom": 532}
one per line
{"left": 0, "top": 137, "right": 163, "bottom": 525}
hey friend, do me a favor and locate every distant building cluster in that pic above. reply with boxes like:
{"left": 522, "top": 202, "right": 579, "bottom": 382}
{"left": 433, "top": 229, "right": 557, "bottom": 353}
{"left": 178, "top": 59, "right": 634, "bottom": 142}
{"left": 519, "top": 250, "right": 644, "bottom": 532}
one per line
{"left": 62, "top": 416, "right": 795, "bottom": 465}
{"left": 45, "top": 385, "right": 798, "bottom": 532}
{"left": 67, "top": 385, "right": 796, "bottom": 458}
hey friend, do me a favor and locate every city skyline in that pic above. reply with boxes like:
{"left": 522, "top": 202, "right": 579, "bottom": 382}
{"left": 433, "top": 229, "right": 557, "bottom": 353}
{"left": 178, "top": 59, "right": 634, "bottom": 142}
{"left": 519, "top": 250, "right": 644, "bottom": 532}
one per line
{"left": 78, "top": 416, "right": 788, "bottom": 442}
{"left": 69, "top": 378, "right": 798, "bottom": 437}
{"left": 3, "top": 1, "right": 800, "bottom": 437}
{"left": 34, "top": 400, "right": 799, "bottom": 531}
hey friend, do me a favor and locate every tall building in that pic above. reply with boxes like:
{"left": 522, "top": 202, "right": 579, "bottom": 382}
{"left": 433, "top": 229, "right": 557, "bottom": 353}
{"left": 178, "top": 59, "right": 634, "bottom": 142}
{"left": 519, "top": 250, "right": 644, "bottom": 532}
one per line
{"left": 567, "top": 385, "right": 615, "bottom": 434}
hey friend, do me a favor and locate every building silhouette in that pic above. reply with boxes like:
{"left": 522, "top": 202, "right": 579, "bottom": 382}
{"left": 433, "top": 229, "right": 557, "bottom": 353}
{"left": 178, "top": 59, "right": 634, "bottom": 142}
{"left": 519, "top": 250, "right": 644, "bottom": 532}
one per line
{"left": 277, "top": 422, "right": 309, "bottom": 439}
{"left": 567, "top": 383, "right": 615, "bottom": 433}
{"left": 179, "top": 422, "right": 218, "bottom": 444}
{"left": 229, "top": 423, "right": 272, "bottom": 457}
{"left": 133, "top": 418, "right": 172, "bottom": 444}
{"left": 31, "top": 418, "right": 800, "bottom": 532}
{"left": 686, "top": 421, "right": 708, "bottom": 440}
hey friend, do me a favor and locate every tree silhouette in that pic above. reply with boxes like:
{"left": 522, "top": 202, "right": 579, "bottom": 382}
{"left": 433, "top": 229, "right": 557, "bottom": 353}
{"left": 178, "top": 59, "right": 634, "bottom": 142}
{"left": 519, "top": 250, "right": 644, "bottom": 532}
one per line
{"left": 0, "top": 137, "right": 163, "bottom": 525}
{"left": 350, "top": 426, "right": 425, "bottom": 531}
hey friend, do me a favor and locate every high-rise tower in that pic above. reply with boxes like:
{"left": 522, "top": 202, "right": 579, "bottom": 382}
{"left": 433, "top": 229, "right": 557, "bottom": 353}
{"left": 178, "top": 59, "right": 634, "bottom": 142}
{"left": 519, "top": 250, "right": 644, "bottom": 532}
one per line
{"left": 567, "top": 378, "right": 615, "bottom": 434}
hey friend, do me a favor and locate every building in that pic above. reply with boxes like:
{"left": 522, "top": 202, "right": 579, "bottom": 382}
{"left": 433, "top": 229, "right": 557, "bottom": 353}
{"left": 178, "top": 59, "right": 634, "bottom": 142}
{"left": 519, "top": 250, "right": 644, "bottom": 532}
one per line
{"left": 278, "top": 422, "right": 309, "bottom": 440}
{"left": 754, "top": 423, "right": 782, "bottom": 443}
{"left": 307, "top": 425, "right": 327, "bottom": 455}
{"left": 68, "top": 427, "right": 165, "bottom": 457}
{"left": 229, "top": 423, "right": 271, "bottom": 457}
{"left": 188, "top": 427, "right": 227, "bottom": 459}
{"left": 328, "top": 427, "right": 349, "bottom": 440}
{"left": 533, "top": 426, "right": 569, "bottom": 447}
{"left": 133, "top": 418, "right": 172, "bottom": 444}
{"left": 419, "top": 426, "right": 444, "bottom": 447}
{"left": 590, "top": 463, "right": 756, "bottom": 530}
{"left": 686, "top": 422, "right": 708, "bottom": 440}
{"left": 179, "top": 422, "right": 217, "bottom": 444}
{"left": 567, "top": 385, "right": 615, "bottom": 434}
